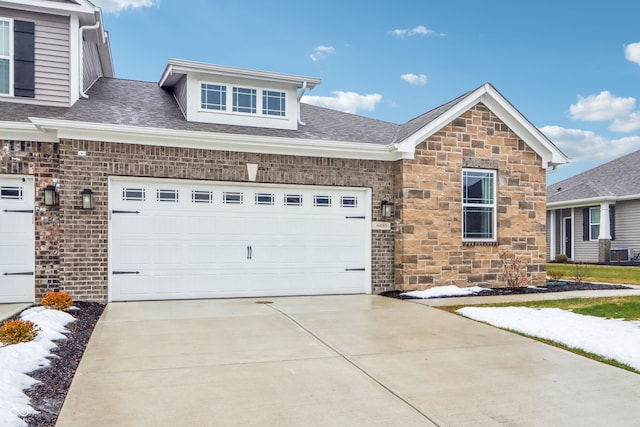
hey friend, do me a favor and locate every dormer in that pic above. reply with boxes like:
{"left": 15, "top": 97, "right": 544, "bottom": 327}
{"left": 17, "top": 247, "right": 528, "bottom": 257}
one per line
{"left": 159, "top": 59, "right": 320, "bottom": 131}
{"left": 0, "top": 0, "right": 113, "bottom": 107}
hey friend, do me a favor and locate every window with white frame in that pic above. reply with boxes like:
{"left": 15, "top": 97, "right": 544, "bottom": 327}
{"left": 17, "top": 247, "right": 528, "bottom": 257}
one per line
{"left": 462, "top": 169, "right": 496, "bottom": 241}
{"left": 201, "top": 83, "right": 226, "bottom": 111}
{"left": 0, "top": 18, "right": 12, "bottom": 95}
{"left": 232, "top": 87, "right": 256, "bottom": 113}
{"left": 589, "top": 207, "right": 600, "bottom": 240}
{"left": 262, "top": 90, "right": 286, "bottom": 116}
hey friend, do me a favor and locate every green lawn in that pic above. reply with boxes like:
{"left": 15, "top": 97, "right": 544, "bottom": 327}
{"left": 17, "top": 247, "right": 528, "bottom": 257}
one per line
{"left": 547, "top": 263, "right": 640, "bottom": 285}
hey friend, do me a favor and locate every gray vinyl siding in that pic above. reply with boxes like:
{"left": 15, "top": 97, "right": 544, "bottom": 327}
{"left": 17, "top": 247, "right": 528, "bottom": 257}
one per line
{"left": 610, "top": 200, "right": 640, "bottom": 257}
{"left": 574, "top": 207, "right": 599, "bottom": 262}
{"left": 83, "top": 41, "right": 101, "bottom": 91}
{"left": 173, "top": 75, "right": 187, "bottom": 117}
{"left": 0, "top": 7, "right": 70, "bottom": 106}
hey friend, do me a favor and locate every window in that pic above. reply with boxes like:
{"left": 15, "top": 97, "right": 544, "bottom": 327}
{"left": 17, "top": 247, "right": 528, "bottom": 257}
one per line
{"left": 157, "top": 189, "right": 178, "bottom": 202}
{"left": 255, "top": 193, "right": 274, "bottom": 205}
{"left": 232, "top": 87, "right": 256, "bottom": 113}
{"left": 201, "top": 84, "right": 226, "bottom": 111}
{"left": 0, "top": 19, "right": 11, "bottom": 95}
{"left": 122, "top": 188, "right": 145, "bottom": 201}
{"left": 284, "top": 194, "right": 302, "bottom": 206}
{"left": 589, "top": 207, "right": 600, "bottom": 240}
{"left": 223, "top": 192, "right": 243, "bottom": 204}
{"left": 314, "top": 195, "right": 331, "bottom": 207}
{"left": 462, "top": 169, "right": 496, "bottom": 241}
{"left": 262, "top": 90, "right": 286, "bottom": 116}
{"left": 1, "top": 186, "right": 22, "bottom": 199}
{"left": 341, "top": 196, "right": 358, "bottom": 208}
{"left": 192, "top": 190, "right": 213, "bottom": 204}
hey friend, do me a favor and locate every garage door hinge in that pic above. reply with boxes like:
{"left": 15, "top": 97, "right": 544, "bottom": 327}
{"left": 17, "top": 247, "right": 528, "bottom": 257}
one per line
{"left": 111, "top": 210, "right": 140, "bottom": 214}
{"left": 345, "top": 268, "right": 366, "bottom": 271}
{"left": 3, "top": 209, "right": 34, "bottom": 213}
{"left": 112, "top": 271, "right": 140, "bottom": 275}
{"left": 3, "top": 271, "right": 34, "bottom": 276}
{"left": 345, "top": 216, "right": 366, "bottom": 219}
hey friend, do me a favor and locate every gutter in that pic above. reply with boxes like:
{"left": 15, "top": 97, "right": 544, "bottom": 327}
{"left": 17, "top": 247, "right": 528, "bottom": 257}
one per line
{"left": 297, "top": 81, "right": 308, "bottom": 126}
{"left": 547, "top": 194, "right": 640, "bottom": 209}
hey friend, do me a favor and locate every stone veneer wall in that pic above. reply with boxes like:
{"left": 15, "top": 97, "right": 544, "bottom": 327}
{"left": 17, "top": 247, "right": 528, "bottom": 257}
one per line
{"left": 394, "top": 103, "right": 547, "bottom": 290}
{"left": 1, "top": 140, "right": 61, "bottom": 299}
{"left": 56, "top": 139, "right": 395, "bottom": 302}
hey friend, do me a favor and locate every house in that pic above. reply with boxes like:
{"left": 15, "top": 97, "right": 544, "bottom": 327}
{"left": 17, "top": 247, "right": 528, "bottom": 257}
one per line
{"left": 0, "top": 0, "right": 568, "bottom": 303}
{"left": 547, "top": 149, "right": 640, "bottom": 264}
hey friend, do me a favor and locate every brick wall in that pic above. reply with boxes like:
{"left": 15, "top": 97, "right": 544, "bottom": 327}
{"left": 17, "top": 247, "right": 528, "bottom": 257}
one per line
{"left": 394, "top": 103, "right": 547, "bottom": 290}
{"left": 1, "top": 140, "right": 61, "bottom": 299}
{"left": 57, "top": 139, "right": 396, "bottom": 302}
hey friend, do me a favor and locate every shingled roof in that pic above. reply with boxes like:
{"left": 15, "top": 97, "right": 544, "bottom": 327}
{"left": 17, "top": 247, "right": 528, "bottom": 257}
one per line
{"left": 547, "top": 149, "right": 640, "bottom": 204}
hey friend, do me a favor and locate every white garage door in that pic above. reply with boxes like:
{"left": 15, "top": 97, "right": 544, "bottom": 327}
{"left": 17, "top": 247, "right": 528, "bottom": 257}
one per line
{"left": 0, "top": 175, "right": 35, "bottom": 303}
{"left": 109, "top": 177, "right": 370, "bottom": 301}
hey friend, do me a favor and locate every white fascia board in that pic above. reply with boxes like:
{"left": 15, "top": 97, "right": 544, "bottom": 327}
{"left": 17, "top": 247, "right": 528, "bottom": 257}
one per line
{"left": 0, "top": 121, "right": 58, "bottom": 142}
{"left": 0, "top": 0, "right": 96, "bottom": 18}
{"left": 394, "top": 83, "right": 569, "bottom": 168}
{"left": 547, "top": 194, "right": 640, "bottom": 209}
{"left": 29, "top": 118, "right": 400, "bottom": 161}
{"left": 159, "top": 59, "right": 321, "bottom": 89}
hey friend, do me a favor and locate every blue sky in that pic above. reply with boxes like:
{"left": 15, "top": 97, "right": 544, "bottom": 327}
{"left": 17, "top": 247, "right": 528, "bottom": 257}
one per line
{"left": 93, "top": 0, "right": 640, "bottom": 184}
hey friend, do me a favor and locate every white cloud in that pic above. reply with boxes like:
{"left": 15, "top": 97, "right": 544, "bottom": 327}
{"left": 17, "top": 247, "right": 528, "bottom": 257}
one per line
{"left": 540, "top": 125, "right": 640, "bottom": 163}
{"left": 309, "top": 45, "right": 335, "bottom": 62}
{"left": 92, "top": 0, "right": 159, "bottom": 13}
{"left": 610, "top": 111, "right": 640, "bottom": 133}
{"left": 392, "top": 25, "right": 444, "bottom": 38}
{"left": 401, "top": 73, "right": 427, "bottom": 86}
{"left": 302, "top": 91, "right": 382, "bottom": 114}
{"left": 569, "top": 91, "right": 636, "bottom": 122}
{"left": 624, "top": 42, "right": 640, "bottom": 66}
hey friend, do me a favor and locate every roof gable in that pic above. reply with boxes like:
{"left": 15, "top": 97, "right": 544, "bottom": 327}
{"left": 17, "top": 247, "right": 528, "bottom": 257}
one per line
{"left": 394, "top": 83, "right": 568, "bottom": 167}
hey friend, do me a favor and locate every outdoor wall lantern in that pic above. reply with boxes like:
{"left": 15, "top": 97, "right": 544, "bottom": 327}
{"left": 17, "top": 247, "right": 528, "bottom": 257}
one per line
{"left": 43, "top": 185, "right": 59, "bottom": 206}
{"left": 81, "top": 188, "right": 94, "bottom": 210}
{"left": 381, "top": 200, "right": 393, "bottom": 219}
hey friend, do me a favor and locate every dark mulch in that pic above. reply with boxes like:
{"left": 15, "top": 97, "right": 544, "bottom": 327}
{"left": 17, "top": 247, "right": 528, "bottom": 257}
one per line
{"left": 18, "top": 301, "right": 105, "bottom": 427}
{"left": 380, "top": 281, "right": 632, "bottom": 300}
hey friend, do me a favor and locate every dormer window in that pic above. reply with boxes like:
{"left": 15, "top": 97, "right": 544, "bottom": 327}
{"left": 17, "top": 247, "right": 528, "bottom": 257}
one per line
{"left": 200, "top": 82, "right": 287, "bottom": 118}
{"left": 0, "top": 18, "right": 12, "bottom": 95}
{"left": 232, "top": 87, "right": 256, "bottom": 113}
{"left": 262, "top": 90, "right": 286, "bottom": 116}
{"left": 201, "top": 83, "right": 226, "bottom": 111}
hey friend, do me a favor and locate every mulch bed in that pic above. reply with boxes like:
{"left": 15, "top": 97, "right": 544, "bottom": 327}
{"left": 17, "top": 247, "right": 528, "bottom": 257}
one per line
{"left": 379, "top": 282, "right": 632, "bottom": 300}
{"left": 19, "top": 301, "right": 105, "bottom": 427}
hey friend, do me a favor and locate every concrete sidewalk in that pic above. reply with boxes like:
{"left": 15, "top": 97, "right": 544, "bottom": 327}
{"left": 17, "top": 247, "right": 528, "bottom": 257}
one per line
{"left": 0, "top": 303, "right": 31, "bottom": 322}
{"left": 56, "top": 295, "right": 640, "bottom": 426}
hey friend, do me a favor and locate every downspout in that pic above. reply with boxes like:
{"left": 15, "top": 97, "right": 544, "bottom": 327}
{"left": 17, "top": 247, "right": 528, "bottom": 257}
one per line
{"left": 297, "top": 81, "right": 308, "bottom": 126}
{"left": 78, "top": 12, "right": 103, "bottom": 99}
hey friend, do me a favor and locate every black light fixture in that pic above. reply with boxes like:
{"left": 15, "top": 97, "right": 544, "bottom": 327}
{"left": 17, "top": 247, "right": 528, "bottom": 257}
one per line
{"left": 43, "top": 185, "right": 59, "bottom": 206}
{"left": 381, "top": 200, "right": 393, "bottom": 219}
{"left": 81, "top": 188, "right": 94, "bottom": 209}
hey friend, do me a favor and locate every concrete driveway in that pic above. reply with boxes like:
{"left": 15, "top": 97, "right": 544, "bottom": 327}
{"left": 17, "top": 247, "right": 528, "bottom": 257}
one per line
{"left": 57, "top": 295, "right": 640, "bottom": 426}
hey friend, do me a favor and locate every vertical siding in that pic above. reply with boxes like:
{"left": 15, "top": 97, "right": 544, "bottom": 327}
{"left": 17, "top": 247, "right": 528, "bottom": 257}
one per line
{"left": 546, "top": 210, "right": 551, "bottom": 260}
{"left": 0, "top": 8, "right": 70, "bottom": 106}
{"left": 82, "top": 41, "right": 101, "bottom": 91}
{"left": 610, "top": 200, "right": 640, "bottom": 257}
{"left": 173, "top": 75, "right": 188, "bottom": 117}
{"left": 574, "top": 207, "right": 599, "bottom": 262}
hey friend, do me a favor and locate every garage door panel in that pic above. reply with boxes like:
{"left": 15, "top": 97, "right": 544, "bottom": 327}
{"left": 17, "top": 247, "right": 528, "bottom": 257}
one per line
{"left": 110, "top": 178, "right": 369, "bottom": 301}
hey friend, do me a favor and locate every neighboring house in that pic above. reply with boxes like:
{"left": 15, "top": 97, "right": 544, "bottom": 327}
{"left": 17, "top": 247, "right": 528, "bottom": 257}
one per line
{"left": 547, "top": 149, "right": 640, "bottom": 264}
{"left": 0, "top": 0, "right": 568, "bottom": 304}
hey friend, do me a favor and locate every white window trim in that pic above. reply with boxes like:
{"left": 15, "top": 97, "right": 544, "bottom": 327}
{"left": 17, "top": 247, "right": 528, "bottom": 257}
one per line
{"left": 589, "top": 206, "right": 600, "bottom": 241}
{"left": 198, "top": 81, "right": 287, "bottom": 119}
{"left": 462, "top": 168, "right": 497, "bottom": 242}
{"left": 0, "top": 17, "right": 14, "bottom": 97}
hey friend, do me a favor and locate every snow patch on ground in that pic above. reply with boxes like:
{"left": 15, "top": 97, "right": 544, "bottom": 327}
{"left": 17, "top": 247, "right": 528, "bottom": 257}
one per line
{"left": 401, "top": 285, "right": 488, "bottom": 299}
{"left": 457, "top": 306, "right": 640, "bottom": 371}
{"left": 0, "top": 307, "right": 75, "bottom": 427}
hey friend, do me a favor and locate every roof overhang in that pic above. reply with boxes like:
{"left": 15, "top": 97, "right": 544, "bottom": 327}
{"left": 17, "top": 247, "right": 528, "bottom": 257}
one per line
{"left": 0, "top": 0, "right": 99, "bottom": 24}
{"left": 394, "top": 83, "right": 569, "bottom": 168}
{"left": 28, "top": 118, "right": 401, "bottom": 161}
{"left": 159, "top": 59, "right": 321, "bottom": 89}
{"left": 547, "top": 194, "right": 640, "bottom": 209}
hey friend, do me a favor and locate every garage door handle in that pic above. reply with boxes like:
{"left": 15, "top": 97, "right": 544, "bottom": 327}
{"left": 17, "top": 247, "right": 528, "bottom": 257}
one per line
{"left": 3, "top": 209, "right": 34, "bottom": 213}
{"left": 111, "top": 210, "right": 140, "bottom": 214}
{"left": 345, "top": 216, "right": 366, "bottom": 219}
{"left": 247, "top": 246, "right": 252, "bottom": 260}
{"left": 3, "top": 271, "right": 34, "bottom": 276}
{"left": 345, "top": 268, "right": 365, "bottom": 271}
{"left": 112, "top": 271, "right": 140, "bottom": 275}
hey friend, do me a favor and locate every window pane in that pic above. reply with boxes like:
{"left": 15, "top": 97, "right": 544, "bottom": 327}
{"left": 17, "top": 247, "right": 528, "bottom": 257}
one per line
{"left": 591, "top": 224, "right": 600, "bottom": 240}
{"left": 232, "top": 87, "right": 256, "bottom": 113}
{"left": 0, "top": 59, "right": 9, "bottom": 95}
{"left": 0, "top": 21, "right": 9, "bottom": 57}
{"left": 201, "top": 84, "right": 226, "bottom": 110}
{"left": 284, "top": 194, "right": 302, "bottom": 206}
{"left": 463, "top": 206, "right": 494, "bottom": 239}
{"left": 262, "top": 90, "right": 286, "bottom": 116}
{"left": 1, "top": 186, "right": 22, "bottom": 199}
{"left": 463, "top": 171, "right": 494, "bottom": 204}
{"left": 590, "top": 209, "right": 600, "bottom": 224}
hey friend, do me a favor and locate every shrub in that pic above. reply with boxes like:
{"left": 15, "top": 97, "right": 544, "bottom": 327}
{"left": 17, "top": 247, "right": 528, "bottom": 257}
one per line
{"left": 498, "top": 248, "right": 531, "bottom": 288}
{"left": 41, "top": 291, "right": 73, "bottom": 311}
{"left": 0, "top": 319, "right": 39, "bottom": 345}
{"left": 548, "top": 270, "right": 566, "bottom": 282}
{"left": 555, "top": 254, "right": 569, "bottom": 263}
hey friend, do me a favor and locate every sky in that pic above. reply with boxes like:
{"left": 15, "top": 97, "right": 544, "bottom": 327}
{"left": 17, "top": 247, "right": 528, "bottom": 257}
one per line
{"left": 90, "top": 0, "right": 640, "bottom": 184}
